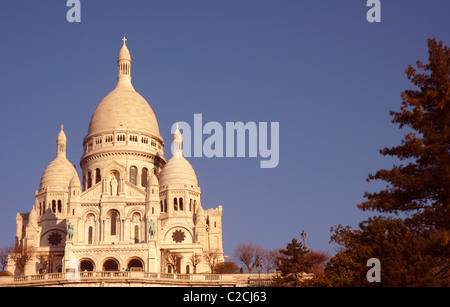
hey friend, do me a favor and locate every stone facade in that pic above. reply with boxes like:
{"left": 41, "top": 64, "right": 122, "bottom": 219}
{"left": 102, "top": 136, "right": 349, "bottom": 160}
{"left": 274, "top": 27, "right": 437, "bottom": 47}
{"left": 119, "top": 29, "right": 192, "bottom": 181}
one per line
{"left": 7, "top": 38, "right": 224, "bottom": 277}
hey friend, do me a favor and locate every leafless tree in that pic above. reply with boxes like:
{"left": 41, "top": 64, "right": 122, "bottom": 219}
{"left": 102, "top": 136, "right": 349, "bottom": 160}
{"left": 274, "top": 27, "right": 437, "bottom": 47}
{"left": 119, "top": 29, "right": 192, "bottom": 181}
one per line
{"left": 163, "top": 251, "right": 182, "bottom": 274}
{"left": 38, "top": 253, "right": 52, "bottom": 274}
{"left": 10, "top": 245, "right": 35, "bottom": 275}
{"left": 188, "top": 253, "right": 202, "bottom": 274}
{"left": 203, "top": 249, "right": 221, "bottom": 273}
{"left": 261, "top": 249, "right": 280, "bottom": 273}
{"left": 0, "top": 244, "right": 15, "bottom": 271}
{"left": 233, "top": 244, "right": 266, "bottom": 273}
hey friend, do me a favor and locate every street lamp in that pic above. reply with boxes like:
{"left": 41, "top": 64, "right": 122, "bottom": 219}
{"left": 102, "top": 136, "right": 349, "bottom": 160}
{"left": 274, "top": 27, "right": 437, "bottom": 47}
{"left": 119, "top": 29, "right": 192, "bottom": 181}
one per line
{"left": 301, "top": 229, "right": 307, "bottom": 250}
{"left": 256, "top": 261, "right": 262, "bottom": 286}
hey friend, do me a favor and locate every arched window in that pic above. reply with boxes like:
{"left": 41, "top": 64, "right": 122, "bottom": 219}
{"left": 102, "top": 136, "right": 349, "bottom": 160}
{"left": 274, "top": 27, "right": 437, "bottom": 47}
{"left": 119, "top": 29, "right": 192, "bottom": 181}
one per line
{"left": 95, "top": 168, "right": 101, "bottom": 184}
{"left": 174, "top": 198, "right": 178, "bottom": 211}
{"left": 160, "top": 200, "right": 163, "bottom": 212}
{"left": 52, "top": 200, "right": 56, "bottom": 213}
{"left": 141, "top": 167, "right": 148, "bottom": 187}
{"left": 189, "top": 199, "right": 192, "bottom": 212}
{"left": 129, "top": 166, "right": 137, "bottom": 185}
{"left": 57, "top": 200, "right": 62, "bottom": 213}
{"left": 87, "top": 171, "right": 92, "bottom": 189}
{"left": 179, "top": 198, "right": 183, "bottom": 211}
{"left": 134, "top": 225, "right": 139, "bottom": 243}
{"left": 164, "top": 200, "right": 167, "bottom": 212}
{"left": 110, "top": 212, "right": 118, "bottom": 236}
{"left": 88, "top": 226, "right": 93, "bottom": 244}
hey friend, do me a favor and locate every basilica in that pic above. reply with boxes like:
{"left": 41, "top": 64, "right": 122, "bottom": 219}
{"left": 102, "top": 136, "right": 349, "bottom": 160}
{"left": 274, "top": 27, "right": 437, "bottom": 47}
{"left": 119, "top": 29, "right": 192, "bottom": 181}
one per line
{"left": 7, "top": 38, "right": 224, "bottom": 276}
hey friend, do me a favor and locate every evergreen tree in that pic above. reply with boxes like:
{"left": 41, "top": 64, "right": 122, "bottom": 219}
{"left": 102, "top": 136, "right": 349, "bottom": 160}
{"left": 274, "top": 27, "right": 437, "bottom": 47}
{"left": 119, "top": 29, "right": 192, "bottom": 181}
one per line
{"left": 275, "top": 238, "right": 312, "bottom": 286}
{"left": 325, "top": 39, "right": 449, "bottom": 286}
{"left": 360, "top": 38, "right": 449, "bottom": 235}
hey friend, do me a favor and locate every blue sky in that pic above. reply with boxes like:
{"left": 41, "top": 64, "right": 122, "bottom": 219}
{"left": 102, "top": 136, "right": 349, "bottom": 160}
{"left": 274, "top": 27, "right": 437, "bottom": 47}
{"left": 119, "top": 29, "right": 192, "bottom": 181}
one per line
{"left": 0, "top": 1, "right": 449, "bottom": 259}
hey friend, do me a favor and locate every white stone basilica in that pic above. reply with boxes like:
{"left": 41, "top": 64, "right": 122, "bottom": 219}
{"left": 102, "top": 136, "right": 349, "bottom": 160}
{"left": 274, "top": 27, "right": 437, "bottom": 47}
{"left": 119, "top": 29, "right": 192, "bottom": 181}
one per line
{"left": 7, "top": 38, "right": 224, "bottom": 276}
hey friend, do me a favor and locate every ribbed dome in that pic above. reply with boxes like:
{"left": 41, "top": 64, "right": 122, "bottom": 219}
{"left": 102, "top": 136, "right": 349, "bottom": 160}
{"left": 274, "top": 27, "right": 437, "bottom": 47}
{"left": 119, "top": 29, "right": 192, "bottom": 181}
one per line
{"left": 87, "top": 83, "right": 160, "bottom": 137}
{"left": 159, "top": 156, "right": 198, "bottom": 187}
{"left": 39, "top": 156, "right": 76, "bottom": 191}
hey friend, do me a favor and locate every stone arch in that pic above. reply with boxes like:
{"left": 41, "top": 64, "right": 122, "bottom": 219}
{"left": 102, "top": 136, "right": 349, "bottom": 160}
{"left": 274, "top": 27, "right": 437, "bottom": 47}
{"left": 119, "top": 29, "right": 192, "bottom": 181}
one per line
{"left": 102, "top": 257, "right": 120, "bottom": 271}
{"left": 126, "top": 257, "right": 145, "bottom": 271}
{"left": 80, "top": 258, "right": 96, "bottom": 271}
{"left": 83, "top": 210, "right": 99, "bottom": 221}
{"left": 126, "top": 208, "right": 145, "bottom": 219}
{"left": 128, "top": 209, "right": 144, "bottom": 243}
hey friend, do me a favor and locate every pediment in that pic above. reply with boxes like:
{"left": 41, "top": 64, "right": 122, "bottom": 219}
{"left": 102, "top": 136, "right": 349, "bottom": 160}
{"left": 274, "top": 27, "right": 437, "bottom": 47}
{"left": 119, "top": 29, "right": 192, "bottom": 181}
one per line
{"left": 123, "top": 181, "right": 146, "bottom": 197}
{"left": 102, "top": 160, "right": 127, "bottom": 177}
{"left": 80, "top": 181, "right": 103, "bottom": 201}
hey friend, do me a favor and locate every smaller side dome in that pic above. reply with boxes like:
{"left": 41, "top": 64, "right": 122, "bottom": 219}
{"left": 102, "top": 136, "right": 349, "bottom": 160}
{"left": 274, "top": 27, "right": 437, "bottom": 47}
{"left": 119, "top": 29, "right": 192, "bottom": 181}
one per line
{"left": 69, "top": 171, "right": 82, "bottom": 188}
{"left": 159, "top": 125, "right": 198, "bottom": 188}
{"left": 148, "top": 171, "right": 159, "bottom": 187}
{"left": 39, "top": 158, "right": 76, "bottom": 191}
{"left": 159, "top": 156, "right": 198, "bottom": 188}
{"left": 39, "top": 126, "right": 76, "bottom": 191}
{"left": 29, "top": 206, "right": 37, "bottom": 221}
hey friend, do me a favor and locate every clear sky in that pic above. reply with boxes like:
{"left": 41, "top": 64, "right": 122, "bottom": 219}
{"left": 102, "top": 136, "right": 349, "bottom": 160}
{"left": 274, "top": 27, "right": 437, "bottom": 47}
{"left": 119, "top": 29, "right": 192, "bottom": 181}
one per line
{"left": 0, "top": 1, "right": 449, "bottom": 258}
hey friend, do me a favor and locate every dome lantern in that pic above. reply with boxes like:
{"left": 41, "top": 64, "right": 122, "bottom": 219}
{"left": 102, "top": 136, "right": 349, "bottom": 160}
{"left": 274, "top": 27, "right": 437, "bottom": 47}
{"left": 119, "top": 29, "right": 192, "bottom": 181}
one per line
{"left": 57, "top": 124, "right": 67, "bottom": 158}
{"left": 172, "top": 123, "right": 183, "bottom": 158}
{"left": 117, "top": 37, "right": 132, "bottom": 86}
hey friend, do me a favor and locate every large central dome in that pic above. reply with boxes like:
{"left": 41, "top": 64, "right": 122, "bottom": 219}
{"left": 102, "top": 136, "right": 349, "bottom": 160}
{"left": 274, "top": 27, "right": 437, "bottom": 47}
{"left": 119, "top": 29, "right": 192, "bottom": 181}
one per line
{"left": 86, "top": 39, "right": 160, "bottom": 139}
{"left": 87, "top": 83, "right": 160, "bottom": 138}
{"left": 80, "top": 38, "right": 165, "bottom": 190}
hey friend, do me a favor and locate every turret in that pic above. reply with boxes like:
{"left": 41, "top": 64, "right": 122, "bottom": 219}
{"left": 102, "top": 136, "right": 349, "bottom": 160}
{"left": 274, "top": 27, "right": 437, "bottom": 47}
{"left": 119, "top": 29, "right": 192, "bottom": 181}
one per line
{"left": 146, "top": 171, "right": 160, "bottom": 218}
{"left": 117, "top": 37, "right": 132, "bottom": 86}
{"left": 57, "top": 124, "right": 67, "bottom": 158}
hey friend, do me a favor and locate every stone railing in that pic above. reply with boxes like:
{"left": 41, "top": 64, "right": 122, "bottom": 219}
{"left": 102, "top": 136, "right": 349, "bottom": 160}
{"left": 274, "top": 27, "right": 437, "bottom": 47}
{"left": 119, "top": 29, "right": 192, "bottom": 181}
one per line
{"left": 5, "top": 271, "right": 247, "bottom": 287}
{"left": 0, "top": 271, "right": 281, "bottom": 287}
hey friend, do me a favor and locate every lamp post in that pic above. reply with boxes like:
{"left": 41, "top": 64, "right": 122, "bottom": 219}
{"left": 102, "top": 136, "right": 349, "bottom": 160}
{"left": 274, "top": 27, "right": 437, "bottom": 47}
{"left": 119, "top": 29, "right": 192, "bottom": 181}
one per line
{"left": 256, "top": 261, "right": 262, "bottom": 286}
{"left": 301, "top": 229, "right": 307, "bottom": 250}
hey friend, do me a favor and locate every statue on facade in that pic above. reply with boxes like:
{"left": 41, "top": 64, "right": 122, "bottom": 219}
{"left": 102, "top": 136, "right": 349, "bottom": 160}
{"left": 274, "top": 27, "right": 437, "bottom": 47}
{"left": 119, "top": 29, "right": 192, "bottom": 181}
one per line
{"left": 67, "top": 222, "right": 74, "bottom": 241}
{"left": 149, "top": 219, "right": 156, "bottom": 240}
{"left": 110, "top": 176, "right": 118, "bottom": 196}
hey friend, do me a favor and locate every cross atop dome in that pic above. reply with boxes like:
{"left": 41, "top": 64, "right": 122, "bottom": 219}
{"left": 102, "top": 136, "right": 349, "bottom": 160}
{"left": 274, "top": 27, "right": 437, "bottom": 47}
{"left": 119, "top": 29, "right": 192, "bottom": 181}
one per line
{"left": 122, "top": 37, "right": 127, "bottom": 45}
